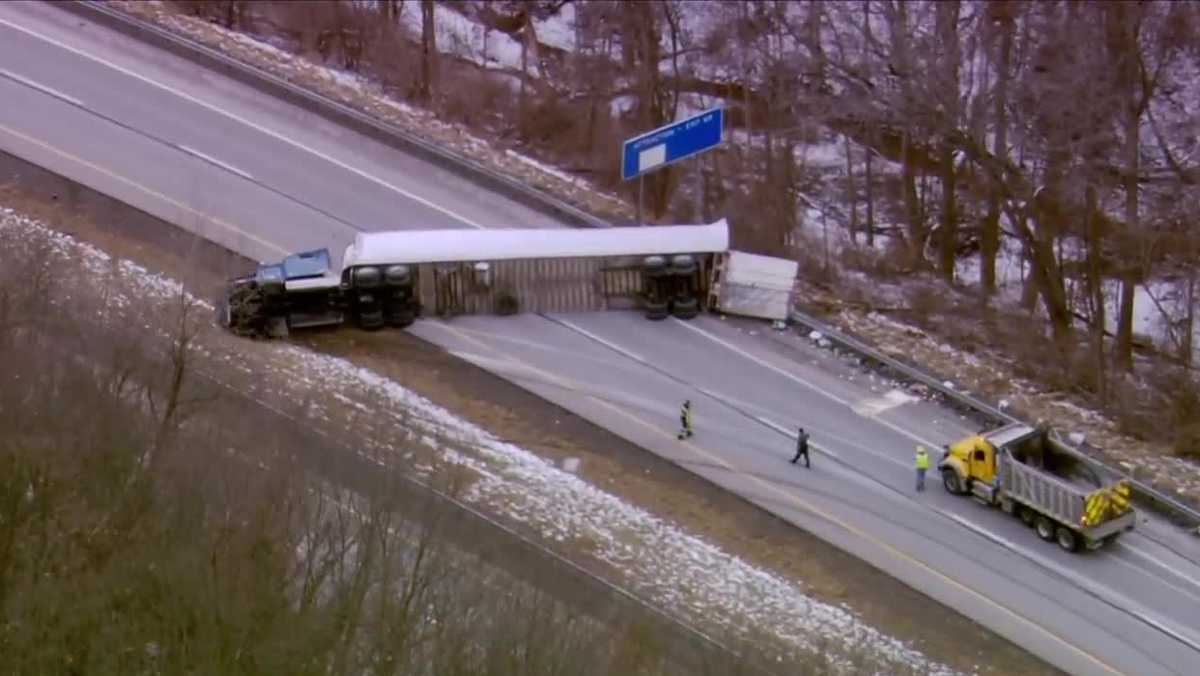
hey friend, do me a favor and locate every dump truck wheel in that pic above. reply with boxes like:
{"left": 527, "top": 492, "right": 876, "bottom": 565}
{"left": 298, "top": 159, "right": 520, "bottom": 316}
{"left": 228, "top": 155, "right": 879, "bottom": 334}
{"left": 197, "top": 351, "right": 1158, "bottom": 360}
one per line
{"left": 1055, "top": 526, "right": 1081, "bottom": 553}
{"left": 1035, "top": 516, "right": 1056, "bottom": 541}
{"left": 941, "top": 470, "right": 964, "bottom": 495}
{"left": 1018, "top": 505, "right": 1037, "bottom": 527}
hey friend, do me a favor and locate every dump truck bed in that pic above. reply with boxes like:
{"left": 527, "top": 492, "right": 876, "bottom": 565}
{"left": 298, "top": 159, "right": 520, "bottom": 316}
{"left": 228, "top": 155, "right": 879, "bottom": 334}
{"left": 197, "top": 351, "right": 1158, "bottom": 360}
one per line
{"left": 995, "top": 430, "right": 1135, "bottom": 539}
{"left": 998, "top": 452, "right": 1091, "bottom": 526}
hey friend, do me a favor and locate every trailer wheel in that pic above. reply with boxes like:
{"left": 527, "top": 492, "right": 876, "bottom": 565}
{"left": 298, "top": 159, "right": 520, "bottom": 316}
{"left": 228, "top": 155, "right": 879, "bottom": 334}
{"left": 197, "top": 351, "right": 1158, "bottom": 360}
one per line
{"left": 1018, "top": 505, "right": 1037, "bottom": 527}
{"left": 1034, "top": 516, "right": 1056, "bottom": 541}
{"left": 941, "top": 470, "right": 964, "bottom": 495}
{"left": 644, "top": 299, "right": 669, "bottom": 321}
{"left": 388, "top": 306, "right": 416, "bottom": 328}
{"left": 671, "top": 296, "right": 699, "bottom": 320}
{"left": 357, "top": 307, "right": 385, "bottom": 330}
{"left": 1055, "top": 526, "right": 1081, "bottom": 553}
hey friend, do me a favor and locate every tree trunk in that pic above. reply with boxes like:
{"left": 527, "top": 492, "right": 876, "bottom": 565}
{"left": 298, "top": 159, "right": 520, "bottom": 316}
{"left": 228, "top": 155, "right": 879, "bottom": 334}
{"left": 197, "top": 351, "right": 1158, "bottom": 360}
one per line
{"left": 938, "top": 145, "right": 957, "bottom": 282}
{"left": 936, "top": 0, "right": 960, "bottom": 283}
{"left": 1112, "top": 2, "right": 1145, "bottom": 371}
{"left": 1185, "top": 271, "right": 1196, "bottom": 367}
{"left": 982, "top": 5, "right": 1014, "bottom": 295}
{"left": 1085, "top": 183, "right": 1107, "bottom": 401}
{"left": 418, "top": 0, "right": 437, "bottom": 101}
{"left": 845, "top": 136, "right": 859, "bottom": 245}
{"left": 901, "top": 134, "right": 923, "bottom": 266}
{"left": 865, "top": 145, "right": 875, "bottom": 247}
{"left": 1113, "top": 96, "right": 1140, "bottom": 371}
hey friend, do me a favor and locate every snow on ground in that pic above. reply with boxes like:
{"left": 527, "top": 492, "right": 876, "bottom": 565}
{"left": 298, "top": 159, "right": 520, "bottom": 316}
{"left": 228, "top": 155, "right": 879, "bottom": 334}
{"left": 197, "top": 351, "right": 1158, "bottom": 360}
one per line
{"left": 0, "top": 205, "right": 960, "bottom": 674}
{"left": 394, "top": 3, "right": 526, "bottom": 75}
{"left": 292, "top": 353, "right": 954, "bottom": 674}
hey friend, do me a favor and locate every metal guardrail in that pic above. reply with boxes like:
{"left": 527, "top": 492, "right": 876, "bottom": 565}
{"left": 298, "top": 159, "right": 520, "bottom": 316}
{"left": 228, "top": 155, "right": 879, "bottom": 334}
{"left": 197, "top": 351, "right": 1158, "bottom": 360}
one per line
{"left": 57, "top": 1, "right": 610, "bottom": 230}
{"left": 790, "top": 308, "right": 1200, "bottom": 529}
{"left": 54, "top": 1, "right": 1199, "bottom": 531}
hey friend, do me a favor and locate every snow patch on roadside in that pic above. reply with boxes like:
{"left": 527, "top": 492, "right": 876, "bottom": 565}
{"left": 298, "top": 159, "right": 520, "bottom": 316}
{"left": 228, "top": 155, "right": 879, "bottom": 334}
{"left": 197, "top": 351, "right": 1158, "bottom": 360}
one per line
{"left": 286, "top": 349, "right": 958, "bottom": 675}
{"left": 0, "top": 207, "right": 210, "bottom": 311}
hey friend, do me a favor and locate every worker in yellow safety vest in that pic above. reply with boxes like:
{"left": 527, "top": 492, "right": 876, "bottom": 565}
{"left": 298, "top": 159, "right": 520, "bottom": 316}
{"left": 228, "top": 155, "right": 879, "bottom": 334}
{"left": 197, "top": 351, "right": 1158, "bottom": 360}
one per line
{"left": 915, "top": 446, "right": 930, "bottom": 492}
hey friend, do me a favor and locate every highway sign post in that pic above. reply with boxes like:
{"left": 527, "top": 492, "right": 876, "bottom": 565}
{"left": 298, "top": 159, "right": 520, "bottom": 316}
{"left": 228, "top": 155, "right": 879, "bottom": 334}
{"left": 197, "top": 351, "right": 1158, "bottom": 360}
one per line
{"left": 622, "top": 107, "right": 723, "bottom": 224}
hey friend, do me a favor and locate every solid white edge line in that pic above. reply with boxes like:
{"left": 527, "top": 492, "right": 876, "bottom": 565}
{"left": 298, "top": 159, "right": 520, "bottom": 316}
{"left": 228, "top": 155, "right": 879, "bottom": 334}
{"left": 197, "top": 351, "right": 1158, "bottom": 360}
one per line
{"left": 551, "top": 316, "right": 646, "bottom": 364}
{"left": 0, "top": 66, "right": 83, "bottom": 106}
{"left": 177, "top": 143, "right": 253, "bottom": 180}
{"left": 0, "top": 17, "right": 485, "bottom": 229}
{"left": 943, "top": 511, "right": 1200, "bottom": 656}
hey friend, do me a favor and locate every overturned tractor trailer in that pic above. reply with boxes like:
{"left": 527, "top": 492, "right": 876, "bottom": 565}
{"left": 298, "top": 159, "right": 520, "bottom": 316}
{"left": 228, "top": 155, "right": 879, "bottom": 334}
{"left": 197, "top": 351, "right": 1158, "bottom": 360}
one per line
{"left": 218, "top": 220, "right": 800, "bottom": 337}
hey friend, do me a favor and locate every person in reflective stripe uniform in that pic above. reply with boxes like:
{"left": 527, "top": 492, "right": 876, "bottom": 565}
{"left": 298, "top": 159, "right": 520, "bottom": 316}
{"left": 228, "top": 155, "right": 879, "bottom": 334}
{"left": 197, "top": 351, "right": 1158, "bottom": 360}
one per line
{"left": 677, "top": 400, "right": 694, "bottom": 440}
{"left": 915, "top": 446, "right": 930, "bottom": 492}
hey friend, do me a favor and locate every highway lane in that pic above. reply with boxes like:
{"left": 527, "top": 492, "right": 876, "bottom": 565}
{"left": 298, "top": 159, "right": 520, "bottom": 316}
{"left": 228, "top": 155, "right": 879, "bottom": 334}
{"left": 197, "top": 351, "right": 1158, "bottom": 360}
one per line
{"left": 2, "top": 3, "right": 1197, "bottom": 674}
{"left": 0, "top": 1, "right": 561, "bottom": 260}
{"left": 411, "top": 312, "right": 1200, "bottom": 676}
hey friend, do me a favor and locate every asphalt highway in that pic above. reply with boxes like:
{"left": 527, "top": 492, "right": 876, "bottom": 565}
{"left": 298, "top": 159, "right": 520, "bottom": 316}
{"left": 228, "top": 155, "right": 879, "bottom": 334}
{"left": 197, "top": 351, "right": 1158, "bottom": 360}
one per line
{"left": 1, "top": 3, "right": 1197, "bottom": 674}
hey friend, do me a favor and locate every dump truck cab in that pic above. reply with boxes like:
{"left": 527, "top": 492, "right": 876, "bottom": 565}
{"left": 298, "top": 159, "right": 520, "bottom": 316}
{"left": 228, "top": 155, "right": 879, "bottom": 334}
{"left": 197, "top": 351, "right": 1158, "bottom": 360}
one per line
{"left": 941, "top": 433, "right": 998, "bottom": 491}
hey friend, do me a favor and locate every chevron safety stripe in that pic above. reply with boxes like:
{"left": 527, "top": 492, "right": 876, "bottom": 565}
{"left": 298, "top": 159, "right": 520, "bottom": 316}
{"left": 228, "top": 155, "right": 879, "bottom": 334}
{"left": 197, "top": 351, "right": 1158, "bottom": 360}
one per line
{"left": 1082, "top": 481, "right": 1133, "bottom": 527}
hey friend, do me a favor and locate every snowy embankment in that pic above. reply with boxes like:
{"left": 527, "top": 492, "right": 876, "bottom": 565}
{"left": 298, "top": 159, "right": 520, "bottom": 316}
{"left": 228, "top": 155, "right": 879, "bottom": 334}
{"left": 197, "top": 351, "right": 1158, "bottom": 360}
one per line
{"left": 0, "top": 206, "right": 959, "bottom": 674}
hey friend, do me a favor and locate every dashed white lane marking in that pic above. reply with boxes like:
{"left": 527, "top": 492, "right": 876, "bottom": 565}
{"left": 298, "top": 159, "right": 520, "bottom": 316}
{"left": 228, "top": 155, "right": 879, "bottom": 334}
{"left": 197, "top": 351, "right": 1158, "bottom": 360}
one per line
{"left": 0, "top": 66, "right": 83, "bottom": 106}
{"left": 178, "top": 144, "right": 253, "bottom": 180}
{"left": 0, "top": 119, "right": 289, "bottom": 258}
{"left": 0, "top": 17, "right": 484, "bottom": 229}
{"left": 672, "top": 318, "right": 945, "bottom": 449}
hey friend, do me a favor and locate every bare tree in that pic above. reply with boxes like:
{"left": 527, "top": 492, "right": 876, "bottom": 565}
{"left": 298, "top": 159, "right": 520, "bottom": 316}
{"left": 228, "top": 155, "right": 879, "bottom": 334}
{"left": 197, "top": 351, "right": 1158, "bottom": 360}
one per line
{"left": 934, "top": 0, "right": 961, "bottom": 282}
{"left": 980, "top": 0, "right": 1018, "bottom": 296}
{"left": 417, "top": 0, "right": 438, "bottom": 101}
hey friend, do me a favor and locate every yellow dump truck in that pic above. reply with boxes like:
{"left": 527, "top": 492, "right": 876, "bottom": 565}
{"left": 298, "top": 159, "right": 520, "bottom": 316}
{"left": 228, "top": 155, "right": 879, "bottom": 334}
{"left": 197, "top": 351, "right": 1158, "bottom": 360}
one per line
{"left": 938, "top": 423, "right": 1136, "bottom": 552}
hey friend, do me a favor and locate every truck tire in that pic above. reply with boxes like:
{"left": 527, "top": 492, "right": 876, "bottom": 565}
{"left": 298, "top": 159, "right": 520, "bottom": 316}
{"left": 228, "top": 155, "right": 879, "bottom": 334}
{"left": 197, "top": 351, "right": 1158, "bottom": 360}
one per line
{"left": 357, "top": 307, "right": 385, "bottom": 330}
{"left": 941, "top": 470, "right": 964, "bottom": 495}
{"left": 1018, "top": 505, "right": 1037, "bottom": 527}
{"left": 1034, "top": 515, "right": 1056, "bottom": 541}
{"left": 226, "top": 286, "right": 265, "bottom": 337}
{"left": 671, "top": 296, "right": 699, "bottom": 320}
{"left": 1055, "top": 526, "right": 1081, "bottom": 553}
{"left": 389, "top": 307, "right": 416, "bottom": 329}
{"left": 266, "top": 316, "right": 289, "bottom": 338}
{"left": 644, "top": 299, "right": 669, "bottom": 321}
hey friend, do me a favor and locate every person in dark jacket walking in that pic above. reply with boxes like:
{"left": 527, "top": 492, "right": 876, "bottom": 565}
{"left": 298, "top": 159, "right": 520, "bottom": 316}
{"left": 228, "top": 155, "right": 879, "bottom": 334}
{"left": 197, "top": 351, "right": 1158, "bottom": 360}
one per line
{"left": 790, "top": 428, "right": 810, "bottom": 467}
{"left": 677, "top": 400, "right": 694, "bottom": 440}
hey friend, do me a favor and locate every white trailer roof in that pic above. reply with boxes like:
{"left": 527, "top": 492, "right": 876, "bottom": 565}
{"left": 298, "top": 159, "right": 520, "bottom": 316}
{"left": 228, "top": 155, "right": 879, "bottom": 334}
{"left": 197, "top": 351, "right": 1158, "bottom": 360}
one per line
{"left": 341, "top": 220, "right": 730, "bottom": 269}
